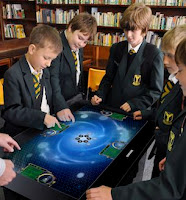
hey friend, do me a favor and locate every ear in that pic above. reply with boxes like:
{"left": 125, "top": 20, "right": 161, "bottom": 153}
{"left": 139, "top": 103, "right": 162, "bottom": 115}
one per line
{"left": 28, "top": 44, "right": 36, "bottom": 55}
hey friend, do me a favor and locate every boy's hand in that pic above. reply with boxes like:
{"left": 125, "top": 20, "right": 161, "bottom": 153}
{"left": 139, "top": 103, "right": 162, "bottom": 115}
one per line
{"left": 159, "top": 157, "right": 166, "bottom": 171}
{"left": 120, "top": 102, "right": 131, "bottom": 112}
{"left": 0, "top": 160, "right": 16, "bottom": 186}
{"left": 91, "top": 95, "right": 102, "bottom": 105}
{"left": 133, "top": 110, "right": 142, "bottom": 120}
{"left": 44, "top": 114, "right": 61, "bottom": 129}
{"left": 57, "top": 109, "right": 75, "bottom": 122}
{"left": 0, "top": 133, "right": 21, "bottom": 152}
{"left": 86, "top": 185, "right": 112, "bottom": 200}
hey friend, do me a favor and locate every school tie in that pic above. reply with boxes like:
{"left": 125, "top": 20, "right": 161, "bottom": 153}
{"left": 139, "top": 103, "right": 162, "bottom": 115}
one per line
{"left": 32, "top": 73, "right": 41, "bottom": 99}
{"left": 72, "top": 51, "right": 78, "bottom": 71}
{"left": 129, "top": 49, "right": 136, "bottom": 55}
{"left": 160, "top": 80, "right": 174, "bottom": 103}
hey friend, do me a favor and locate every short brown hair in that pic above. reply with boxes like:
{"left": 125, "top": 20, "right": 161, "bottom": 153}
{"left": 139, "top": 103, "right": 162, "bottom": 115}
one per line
{"left": 29, "top": 24, "right": 62, "bottom": 54}
{"left": 161, "top": 24, "right": 186, "bottom": 52}
{"left": 175, "top": 38, "right": 186, "bottom": 66}
{"left": 120, "top": 3, "right": 152, "bottom": 35}
{"left": 67, "top": 12, "right": 97, "bottom": 40}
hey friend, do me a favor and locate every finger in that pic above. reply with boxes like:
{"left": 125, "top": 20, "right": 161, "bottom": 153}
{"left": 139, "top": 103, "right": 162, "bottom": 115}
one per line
{"left": 8, "top": 139, "right": 21, "bottom": 150}
{"left": 70, "top": 114, "right": 75, "bottom": 123}
{"left": 55, "top": 120, "right": 61, "bottom": 129}
{"left": 2, "top": 143, "right": 14, "bottom": 152}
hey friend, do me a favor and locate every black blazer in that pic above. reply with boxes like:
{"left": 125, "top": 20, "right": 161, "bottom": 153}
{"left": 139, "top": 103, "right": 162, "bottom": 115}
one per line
{"left": 97, "top": 40, "right": 164, "bottom": 111}
{"left": 50, "top": 31, "right": 84, "bottom": 112}
{"left": 112, "top": 108, "right": 186, "bottom": 200}
{"left": 2, "top": 56, "right": 52, "bottom": 136}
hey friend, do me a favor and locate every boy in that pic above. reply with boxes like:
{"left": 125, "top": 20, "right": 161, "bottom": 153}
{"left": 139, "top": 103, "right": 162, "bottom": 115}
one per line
{"left": 86, "top": 38, "right": 186, "bottom": 200}
{"left": 50, "top": 13, "right": 97, "bottom": 122}
{"left": 2, "top": 24, "right": 62, "bottom": 136}
{"left": 0, "top": 133, "right": 20, "bottom": 186}
{"left": 91, "top": 3, "right": 164, "bottom": 113}
{"left": 134, "top": 24, "right": 186, "bottom": 177}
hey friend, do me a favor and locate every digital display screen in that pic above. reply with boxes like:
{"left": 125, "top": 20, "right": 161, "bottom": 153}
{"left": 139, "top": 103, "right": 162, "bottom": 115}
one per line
{"left": 7, "top": 106, "right": 146, "bottom": 199}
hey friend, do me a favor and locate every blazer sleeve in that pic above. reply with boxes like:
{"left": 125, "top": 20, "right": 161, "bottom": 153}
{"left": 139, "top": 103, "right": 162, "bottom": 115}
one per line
{"left": 111, "top": 126, "right": 186, "bottom": 200}
{"left": 97, "top": 43, "right": 119, "bottom": 102}
{"left": 128, "top": 50, "right": 164, "bottom": 111}
{"left": 3, "top": 69, "right": 46, "bottom": 130}
{"left": 50, "top": 54, "right": 69, "bottom": 112}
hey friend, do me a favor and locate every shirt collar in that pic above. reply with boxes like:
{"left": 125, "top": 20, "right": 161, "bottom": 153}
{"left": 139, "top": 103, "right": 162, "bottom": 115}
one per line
{"left": 168, "top": 73, "right": 178, "bottom": 84}
{"left": 128, "top": 42, "right": 142, "bottom": 53}
{"left": 26, "top": 59, "right": 43, "bottom": 77}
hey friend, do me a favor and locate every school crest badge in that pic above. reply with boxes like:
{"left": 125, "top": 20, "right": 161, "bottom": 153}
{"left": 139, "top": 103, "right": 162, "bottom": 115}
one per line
{"left": 168, "top": 130, "right": 175, "bottom": 152}
{"left": 132, "top": 75, "right": 141, "bottom": 86}
{"left": 163, "top": 111, "right": 174, "bottom": 125}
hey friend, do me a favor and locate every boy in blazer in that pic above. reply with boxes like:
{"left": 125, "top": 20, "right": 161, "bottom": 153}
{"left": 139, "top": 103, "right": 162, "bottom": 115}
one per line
{"left": 50, "top": 13, "right": 97, "bottom": 122}
{"left": 133, "top": 24, "right": 186, "bottom": 177}
{"left": 86, "top": 38, "right": 186, "bottom": 200}
{"left": 2, "top": 25, "right": 62, "bottom": 136}
{"left": 91, "top": 3, "right": 164, "bottom": 113}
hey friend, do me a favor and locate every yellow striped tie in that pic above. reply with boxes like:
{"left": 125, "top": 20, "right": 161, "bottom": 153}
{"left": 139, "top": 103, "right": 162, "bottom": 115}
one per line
{"left": 32, "top": 73, "right": 41, "bottom": 99}
{"left": 129, "top": 49, "right": 136, "bottom": 55}
{"left": 72, "top": 51, "right": 78, "bottom": 70}
{"left": 160, "top": 80, "right": 173, "bottom": 103}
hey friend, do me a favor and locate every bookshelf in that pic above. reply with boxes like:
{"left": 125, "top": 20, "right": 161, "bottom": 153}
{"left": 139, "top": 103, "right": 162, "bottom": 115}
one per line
{"left": 0, "top": 0, "right": 36, "bottom": 41}
{"left": 35, "top": 1, "right": 185, "bottom": 63}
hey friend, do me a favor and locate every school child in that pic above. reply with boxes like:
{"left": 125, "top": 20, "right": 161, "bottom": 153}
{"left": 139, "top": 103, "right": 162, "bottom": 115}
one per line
{"left": 133, "top": 24, "right": 186, "bottom": 177}
{"left": 0, "top": 133, "right": 20, "bottom": 186}
{"left": 50, "top": 12, "right": 97, "bottom": 122}
{"left": 2, "top": 24, "right": 62, "bottom": 136}
{"left": 91, "top": 3, "right": 164, "bottom": 113}
{"left": 86, "top": 38, "right": 186, "bottom": 200}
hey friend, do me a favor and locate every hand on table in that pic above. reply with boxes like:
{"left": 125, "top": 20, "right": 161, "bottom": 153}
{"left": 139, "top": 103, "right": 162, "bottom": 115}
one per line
{"left": 44, "top": 114, "right": 61, "bottom": 128}
{"left": 0, "top": 160, "right": 16, "bottom": 186}
{"left": 159, "top": 157, "right": 166, "bottom": 171}
{"left": 120, "top": 102, "right": 131, "bottom": 112}
{"left": 133, "top": 110, "right": 142, "bottom": 120}
{"left": 86, "top": 185, "right": 112, "bottom": 200}
{"left": 91, "top": 95, "right": 102, "bottom": 106}
{"left": 0, "top": 133, "right": 21, "bottom": 152}
{"left": 57, "top": 109, "right": 75, "bottom": 122}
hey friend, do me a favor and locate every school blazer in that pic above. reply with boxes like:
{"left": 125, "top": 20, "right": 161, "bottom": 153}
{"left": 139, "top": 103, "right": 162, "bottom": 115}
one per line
{"left": 112, "top": 108, "right": 186, "bottom": 200}
{"left": 2, "top": 55, "right": 53, "bottom": 134}
{"left": 50, "top": 31, "right": 84, "bottom": 112}
{"left": 97, "top": 40, "right": 164, "bottom": 111}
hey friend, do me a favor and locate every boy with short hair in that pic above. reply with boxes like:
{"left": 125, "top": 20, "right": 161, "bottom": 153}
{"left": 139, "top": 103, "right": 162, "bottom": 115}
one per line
{"left": 133, "top": 24, "right": 186, "bottom": 177}
{"left": 2, "top": 24, "right": 62, "bottom": 136}
{"left": 86, "top": 38, "right": 186, "bottom": 200}
{"left": 50, "top": 12, "right": 97, "bottom": 122}
{"left": 91, "top": 3, "right": 164, "bottom": 112}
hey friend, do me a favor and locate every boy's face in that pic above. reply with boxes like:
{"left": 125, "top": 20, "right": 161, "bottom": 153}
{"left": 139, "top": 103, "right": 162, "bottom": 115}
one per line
{"left": 162, "top": 48, "right": 178, "bottom": 75}
{"left": 176, "top": 63, "right": 186, "bottom": 96}
{"left": 124, "top": 29, "right": 144, "bottom": 48}
{"left": 28, "top": 44, "right": 58, "bottom": 72}
{"left": 67, "top": 27, "right": 90, "bottom": 51}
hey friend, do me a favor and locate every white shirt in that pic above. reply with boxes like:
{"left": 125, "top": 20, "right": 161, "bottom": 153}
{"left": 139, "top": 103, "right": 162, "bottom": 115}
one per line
{"left": 128, "top": 42, "right": 142, "bottom": 53}
{"left": 27, "top": 60, "right": 50, "bottom": 114}
{"left": 0, "top": 158, "right": 5, "bottom": 177}
{"left": 168, "top": 73, "right": 178, "bottom": 84}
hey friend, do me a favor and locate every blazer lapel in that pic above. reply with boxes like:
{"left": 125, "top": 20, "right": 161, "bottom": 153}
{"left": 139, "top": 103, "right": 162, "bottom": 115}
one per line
{"left": 20, "top": 56, "right": 36, "bottom": 104}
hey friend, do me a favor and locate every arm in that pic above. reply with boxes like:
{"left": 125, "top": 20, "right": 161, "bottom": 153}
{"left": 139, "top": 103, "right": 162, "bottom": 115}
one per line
{"left": 128, "top": 51, "right": 164, "bottom": 111}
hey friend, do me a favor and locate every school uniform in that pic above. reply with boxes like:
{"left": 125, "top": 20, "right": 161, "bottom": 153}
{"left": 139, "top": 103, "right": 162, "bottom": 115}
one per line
{"left": 50, "top": 31, "right": 84, "bottom": 113}
{"left": 2, "top": 55, "right": 53, "bottom": 136}
{"left": 112, "top": 108, "right": 186, "bottom": 200}
{"left": 97, "top": 40, "right": 164, "bottom": 111}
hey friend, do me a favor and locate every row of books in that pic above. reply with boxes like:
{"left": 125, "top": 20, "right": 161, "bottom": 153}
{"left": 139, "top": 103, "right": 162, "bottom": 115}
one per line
{"left": 92, "top": 11, "right": 122, "bottom": 27}
{"left": 4, "top": 24, "right": 26, "bottom": 39}
{"left": 136, "top": 0, "right": 186, "bottom": 6}
{"left": 150, "top": 13, "right": 186, "bottom": 30}
{"left": 36, "top": 9, "right": 79, "bottom": 24}
{"left": 36, "top": 0, "right": 184, "bottom": 5}
{"left": 146, "top": 31, "right": 162, "bottom": 48}
{"left": 3, "top": 4, "right": 25, "bottom": 19}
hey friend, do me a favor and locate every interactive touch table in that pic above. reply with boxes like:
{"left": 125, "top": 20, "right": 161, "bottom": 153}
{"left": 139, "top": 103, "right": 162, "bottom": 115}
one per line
{"left": 4, "top": 105, "right": 154, "bottom": 200}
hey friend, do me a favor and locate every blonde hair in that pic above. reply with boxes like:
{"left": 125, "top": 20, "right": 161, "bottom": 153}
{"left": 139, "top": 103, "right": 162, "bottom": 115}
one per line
{"left": 161, "top": 24, "right": 186, "bottom": 52}
{"left": 67, "top": 12, "right": 97, "bottom": 40}
{"left": 29, "top": 24, "right": 62, "bottom": 54}
{"left": 175, "top": 38, "right": 186, "bottom": 66}
{"left": 120, "top": 3, "right": 152, "bottom": 34}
